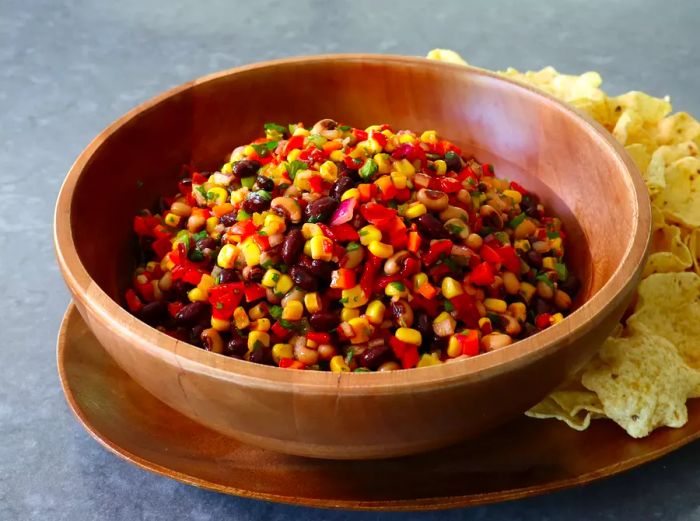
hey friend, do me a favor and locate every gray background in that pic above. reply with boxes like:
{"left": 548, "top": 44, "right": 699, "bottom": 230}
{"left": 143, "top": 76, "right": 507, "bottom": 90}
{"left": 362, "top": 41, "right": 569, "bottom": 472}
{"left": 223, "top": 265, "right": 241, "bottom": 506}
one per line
{"left": 2, "top": 0, "right": 699, "bottom": 519}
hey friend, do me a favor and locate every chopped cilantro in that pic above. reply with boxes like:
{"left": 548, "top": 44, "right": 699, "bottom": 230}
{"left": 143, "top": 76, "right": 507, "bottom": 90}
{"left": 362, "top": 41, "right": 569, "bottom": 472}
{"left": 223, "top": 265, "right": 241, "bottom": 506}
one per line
{"left": 339, "top": 297, "right": 349, "bottom": 304}
{"left": 390, "top": 282, "right": 406, "bottom": 292}
{"left": 358, "top": 229, "right": 368, "bottom": 236}
{"left": 467, "top": 177, "right": 477, "bottom": 186}
{"left": 250, "top": 141, "right": 278, "bottom": 157}
{"left": 236, "top": 210, "right": 251, "bottom": 221}
{"left": 508, "top": 213, "right": 526, "bottom": 229}
{"left": 346, "top": 242, "right": 360, "bottom": 252}
{"left": 547, "top": 230, "right": 561, "bottom": 239}
{"left": 192, "top": 230, "right": 209, "bottom": 241}
{"left": 284, "top": 160, "right": 307, "bottom": 180}
{"left": 444, "top": 300, "right": 455, "bottom": 312}
{"left": 195, "top": 185, "right": 207, "bottom": 198}
{"left": 359, "top": 158, "right": 378, "bottom": 180}
{"left": 345, "top": 349, "right": 354, "bottom": 365}
{"left": 338, "top": 125, "right": 352, "bottom": 132}
{"left": 253, "top": 340, "right": 265, "bottom": 351}
{"left": 445, "top": 150, "right": 459, "bottom": 162}
{"left": 258, "top": 230, "right": 268, "bottom": 236}
{"left": 446, "top": 223, "right": 464, "bottom": 235}
{"left": 255, "top": 190, "right": 272, "bottom": 201}
{"left": 354, "top": 367, "right": 370, "bottom": 373}
{"left": 494, "top": 231, "right": 510, "bottom": 245}
{"left": 536, "top": 273, "right": 555, "bottom": 288}
{"left": 215, "top": 302, "right": 224, "bottom": 310}
{"left": 263, "top": 122, "right": 287, "bottom": 135}
{"left": 271, "top": 273, "right": 280, "bottom": 282}
{"left": 554, "top": 262, "right": 568, "bottom": 282}
{"left": 269, "top": 305, "right": 283, "bottom": 320}
{"left": 205, "top": 190, "right": 219, "bottom": 201}
{"left": 307, "top": 134, "right": 327, "bottom": 149}
{"left": 189, "top": 249, "right": 205, "bottom": 262}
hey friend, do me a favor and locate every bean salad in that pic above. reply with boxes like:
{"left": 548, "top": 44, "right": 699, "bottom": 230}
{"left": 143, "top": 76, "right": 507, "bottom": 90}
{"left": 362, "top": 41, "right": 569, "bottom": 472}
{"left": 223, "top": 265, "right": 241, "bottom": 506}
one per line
{"left": 125, "top": 119, "right": 579, "bottom": 372}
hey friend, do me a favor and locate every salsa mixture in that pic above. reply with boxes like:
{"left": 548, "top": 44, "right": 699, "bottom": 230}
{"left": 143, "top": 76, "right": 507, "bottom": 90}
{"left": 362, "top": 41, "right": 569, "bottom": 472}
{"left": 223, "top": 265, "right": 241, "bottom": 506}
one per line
{"left": 125, "top": 119, "right": 579, "bottom": 372}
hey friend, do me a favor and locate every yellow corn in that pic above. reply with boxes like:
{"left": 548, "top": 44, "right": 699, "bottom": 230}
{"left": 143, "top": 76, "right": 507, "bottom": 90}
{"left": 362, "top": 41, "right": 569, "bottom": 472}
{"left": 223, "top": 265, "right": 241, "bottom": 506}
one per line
{"left": 217, "top": 244, "right": 239, "bottom": 269}
{"left": 274, "top": 274, "right": 294, "bottom": 295}
{"left": 250, "top": 318, "right": 271, "bottom": 332}
{"left": 341, "top": 307, "right": 360, "bottom": 321}
{"left": 447, "top": 336, "right": 462, "bottom": 358}
{"left": 303, "top": 239, "right": 312, "bottom": 257}
{"left": 282, "top": 301, "right": 304, "bottom": 320}
{"left": 309, "top": 235, "right": 333, "bottom": 261}
{"left": 398, "top": 134, "right": 416, "bottom": 145}
{"left": 233, "top": 306, "right": 250, "bottom": 329}
{"left": 263, "top": 213, "right": 285, "bottom": 234}
{"left": 341, "top": 285, "right": 369, "bottom": 309}
{"left": 251, "top": 212, "right": 264, "bottom": 227}
{"left": 550, "top": 237, "right": 563, "bottom": 251}
{"left": 508, "top": 302, "right": 527, "bottom": 323}
{"left": 420, "top": 130, "right": 438, "bottom": 144}
{"left": 261, "top": 268, "right": 282, "bottom": 288}
{"left": 503, "top": 189, "right": 522, "bottom": 203}
{"left": 359, "top": 138, "right": 381, "bottom": 155}
{"left": 306, "top": 338, "right": 318, "bottom": 349}
{"left": 551, "top": 312, "right": 564, "bottom": 325}
{"left": 187, "top": 287, "right": 207, "bottom": 302}
{"left": 484, "top": 298, "right": 507, "bottom": 313}
{"left": 396, "top": 327, "right": 422, "bottom": 345}
{"left": 164, "top": 213, "right": 181, "bottom": 227}
{"left": 241, "top": 240, "right": 261, "bottom": 266}
{"left": 243, "top": 145, "right": 256, "bottom": 157}
{"left": 211, "top": 316, "right": 230, "bottom": 332}
{"left": 230, "top": 188, "right": 248, "bottom": 205}
{"left": 341, "top": 188, "right": 360, "bottom": 201}
{"left": 417, "top": 353, "right": 442, "bottom": 367}
{"left": 434, "top": 159, "right": 447, "bottom": 176}
{"left": 319, "top": 160, "right": 338, "bottom": 181}
{"left": 433, "top": 311, "right": 456, "bottom": 337}
{"left": 367, "top": 241, "right": 393, "bottom": 259}
{"left": 248, "top": 303, "right": 267, "bottom": 320}
{"left": 519, "top": 282, "right": 537, "bottom": 302}
{"left": 348, "top": 317, "right": 372, "bottom": 344}
{"left": 248, "top": 331, "right": 270, "bottom": 351}
{"left": 302, "top": 223, "right": 324, "bottom": 239}
{"left": 287, "top": 148, "right": 302, "bottom": 162}
{"left": 206, "top": 187, "right": 228, "bottom": 205}
{"left": 385, "top": 281, "right": 409, "bottom": 298}
{"left": 292, "top": 126, "right": 309, "bottom": 137}
{"left": 330, "top": 355, "right": 350, "bottom": 373}
{"left": 393, "top": 158, "right": 415, "bottom": 176}
{"left": 374, "top": 153, "right": 392, "bottom": 174}
{"left": 359, "top": 224, "right": 382, "bottom": 246}
{"left": 514, "top": 239, "right": 531, "bottom": 252}
{"left": 441, "top": 277, "right": 463, "bottom": 299}
{"left": 329, "top": 150, "right": 345, "bottom": 162}
{"left": 542, "top": 257, "right": 556, "bottom": 270}
{"left": 221, "top": 162, "right": 233, "bottom": 174}
{"left": 304, "top": 292, "right": 321, "bottom": 313}
{"left": 365, "top": 300, "right": 386, "bottom": 325}
{"left": 206, "top": 216, "right": 219, "bottom": 236}
{"left": 390, "top": 172, "right": 408, "bottom": 189}
{"left": 413, "top": 272, "right": 428, "bottom": 290}
{"left": 272, "top": 343, "right": 293, "bottom": 363}
{"left": 478, "top": 317, "right": 492, "bottom": 330}
{"left": 198, "top": 274, "right": 216, "bottom": 293}
{"left": 404, "top": 202, "right": 427, "bottom": 219}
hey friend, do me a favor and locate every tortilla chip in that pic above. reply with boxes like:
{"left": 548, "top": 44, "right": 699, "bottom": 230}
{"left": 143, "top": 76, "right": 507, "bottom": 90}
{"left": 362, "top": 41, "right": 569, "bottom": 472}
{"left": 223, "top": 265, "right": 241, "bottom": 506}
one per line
{"left": 653, "top": 157, "right": 700, "bottom": 227}
{"left": 644, "top": 224, "right": 693, "bottom": 277}
{"left": 655, "top": 112, "right": 700, "bottom": 146}
{"left": 426, "top": 49, "right": 468, "bottom": 65}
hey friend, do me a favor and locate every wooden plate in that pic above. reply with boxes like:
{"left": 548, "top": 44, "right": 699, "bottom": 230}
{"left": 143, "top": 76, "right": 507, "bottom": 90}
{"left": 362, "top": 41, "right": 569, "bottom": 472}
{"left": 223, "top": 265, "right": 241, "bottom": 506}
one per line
{"left": 57, "top": 303, "right": 700, "bottom": 511}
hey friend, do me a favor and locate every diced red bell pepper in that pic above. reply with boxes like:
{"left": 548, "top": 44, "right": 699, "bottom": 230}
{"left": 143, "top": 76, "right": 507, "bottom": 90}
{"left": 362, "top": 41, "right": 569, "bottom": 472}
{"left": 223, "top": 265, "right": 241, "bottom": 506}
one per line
{"left": 360, "top": 253, "right": 382, "bottom": 298}
{"left": 271, "top": 321, "right": 292, "bottom": 341}
{"left": 330, "top": 268, "right": 356, "bottom": 289}
{"left": 230, "top": 219, "right": 258, "bottom": 239}
{"left": 510, "top": 181, "right": 528, "bottom": 195}
{"left": 457, "top": 330, "right": 480, "bottom": 356}
{"left": 307, "top": 332, "right": 331, "bottom": 344}
{"left": 178, "top": 180, "right": 193, "bottom": 195}
{"left": 411, "top": 294, "right": 440, "bottom": 316}
{"left": 450, "top": 293, "right": 480, "bottom": 329}
{"left": 309, "top": 175, "right": 323, "bottom": 193}
{"left": 244, "top": 283, "right": 267, "bottom": 303}
{"left": 422, "top": 239, "right": 453, "bottom": 266}
{"left": 357, "top": 183, "right": 374, "bottom": 201}
{"left": 480, "top": 244, "right": 502, "bottom": 264}
{"left": 428, "top": 263, "right": 452, "bottom": 281}
{"left": 152, "top": 237, "right": 172, "bottom": 259}
{"left": 279, "top": 358, "right": 305, "bottom": 369}
{"left": 400, "top": 257, "right": 420, "bottom": 278}
{"left": 429, "top": 176, "right": 461, "bottom": 193}
{"left": 192, "top": 172, "right": 208, "bottom": 184}
{"left": 209, "top": 282, "right": 244, "bottom": 319}
{"left": 376, "top": 274, "right": 402, "bottom": 290}
{"left": 482, "top": 163, "right": 495, "bottom": 177}
{"left": 125, "top": 289, "right": 143, "bottom": 313}
{"left": 152, "top": 225, "right": 172, "bottom": 240}
{"left": 385, "top": 217, "right": 408, "bottom": 248}
{"left": 394, "top": 187, "right": 411, "bottom": 202}
{"left": 133, "top": 216, "right": 152, "bottom": 237}
{"left": 407, "top": 231, "right": 421, "bottom": 253}
{"left": 344, "top": 156, "right": 364, "bottom": 170}
{"left": 136, "top": 281, "right": 155, "bottom": 302}
{"left": 389, "top": 336, "right": 419, "bottom": 369}
{"left": 536, "top": 313, "right": 552, "bottom": 329}
{"left": 182, "top": 270, "right": 203, "bottom": 286}
{"left": 329, "top": 223, "right": 359, "bottom": 242}
{"left": 391, "top": 142, "right": 427, "bottom": 166}
{"left": 360, "top": 202, "right": 397, "bottom": 228}
{"left": 369, "top": 130, "right": 387, "bottom": 148}
{"left": 167, "top": 301, "right": 184, "bottom": 318}
{"left": 251, "top": 233, "right": 270, "bottom": 251}
{"left": 284, "top": 135, "right": 305, "bottom": 156}
{"left": 469, "top": 261, "right": 495, "bottom": 286}
{"left": 498, "top": 245, "right": 521, "bottom": 273}
{"left": 417, "top": 282, "right": 438, "bottom": 300}
{"left": 353, "top": 128, "right": 368, "bottom": 141}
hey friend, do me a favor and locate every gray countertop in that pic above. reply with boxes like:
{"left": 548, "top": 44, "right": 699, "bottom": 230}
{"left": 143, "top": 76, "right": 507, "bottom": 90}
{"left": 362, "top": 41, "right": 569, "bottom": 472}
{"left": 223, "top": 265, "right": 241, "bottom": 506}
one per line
{"left": 2, "top": 0, "right": 699, "bottom": 519}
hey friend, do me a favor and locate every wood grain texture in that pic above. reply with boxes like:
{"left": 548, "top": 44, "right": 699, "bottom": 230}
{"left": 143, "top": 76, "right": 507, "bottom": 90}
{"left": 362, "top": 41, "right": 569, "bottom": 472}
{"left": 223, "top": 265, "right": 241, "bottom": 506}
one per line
{"left": 53, "top": 55, "right": 651, "bottom": 459}
{"left": 58, "top": 303, "right": 700, "bottom": 511}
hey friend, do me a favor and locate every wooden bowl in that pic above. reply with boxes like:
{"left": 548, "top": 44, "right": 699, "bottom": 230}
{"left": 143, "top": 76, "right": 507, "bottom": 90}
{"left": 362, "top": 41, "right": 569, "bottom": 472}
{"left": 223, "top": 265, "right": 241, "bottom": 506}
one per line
{"left": 54, "top": 54, "right": 651, "bottom": 460}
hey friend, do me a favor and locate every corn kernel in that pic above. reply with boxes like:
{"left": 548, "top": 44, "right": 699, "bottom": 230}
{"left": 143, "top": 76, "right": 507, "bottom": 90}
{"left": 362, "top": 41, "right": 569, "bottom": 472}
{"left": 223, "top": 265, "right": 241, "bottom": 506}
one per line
{"left": 261, "top": 268, "right": 282, "bottom": 288}
{"left": 519, "top": 282, "right": 536, "bottom": 302}
{"left": 503, "top": 189, "right": 523, "bottom": 204}
{"left": 241, "top": 240, "right": 261, "bottom": 266}
{"left": 330, "top": 355, "right": 350, "bottom": 373}
{"left": 341, "top": 188, "right": 360, "bottom": 201}
{"left": 198, "top": 274, "right": 216, "bottom": 293}
{"left": 206, "top": 187, "right": 228, "bottom": 205}
{"left": 390, "top": 172, "right": 407, "bottom": 189}
{"left": 274, "top": 274, "right": 294, "bottom": 295}
{"left": 164, "top": 213, "right": 181, "bottom": 227}
{"left": 542, "top": 257, "right": 556, "bottom": 270}
{"left": 360, "top": 139, "right": 381, "bottom": 155}
{"left": 233, "top": 306, "right": 250, "bottom": 329}
{"left": 341, "top": 307, "right": 360, "bottom": 321}
{"left": 250, "top": 318, "right": 271, "bottom": 332}
{"left": 341, "top": 285, "right": 369, "bottom": 309}
{"left": 248, "top": 303, "right": 267, "bottom": 320}
{"left": 292, "top": 126, "right": 309, "bottom": 137}
{"left": 441, "top": 277, "right": 464, "bottom": 299}
{"left": 365, "top": 300, "right": 386, "bottom": 325}
{"left": 348, "top": 317, "right": 372, "bottom": 344}
{"left": 188, "top": 287, "right": 207, "bottom": 302}
{"left": 303, "top": 239, "right": 312, "bottom": 257}
{"left": 302, "top": 223, "right": 324, "bottom": 239}
{"left": 359, "top": 225, "right": 382, "bottom": 246}
{"left": 368, "top": 240, "right": 393, "bottom": 258}
{"left": 248, "top": 331, "right": 270, "bottom": 351}
{"left": 287, "top": 148, "right": 302, "bottom": 162}
{"left": 230, "top": 187, "right": 248, "bottom": 205}
{"left": 206, "top": 216, "right": 219, "bottom": 235}
{"left": 413, "top": 272, "right": 428, "bottom": 290}
{"left": 417, "top": 353, "right": 442, "bottom": 367}
{"left": 447, "top": 336, "right": 462, "bottom": 358}
{"left": 251, "top": 212, "right": 264, "bottom": 227}
{"left": 393, "top": 158, "right": 415, "bottom": 176}
{"left": 307, "top": 235, "right": 333, "bottom": 261}
{"left": 398, "top": 134, "right": 416, "bottom": 145}
{"left": 420, "top": 130, "right": 438, "bottom": 144}
{"left": 211, "top": 316, "right": 230, "bottom": 332}
{"left": 263, "top": 213, "right": 285, "bottom": 233}
{"left": 434, "top": 159, "right": 447, "bottom": 176}
{"left": 216, "top": 243, "right": 239, "bottom": 269}
{"left": 374, "top": 153, "right": 392, "bottom": 174}
{"left": 478, "top": 317, "right": 492, "bottom": 330}
{"left": 306, "top": 339, "right": 318, "bottom": 349}
{"left": 514, "top": 239, "right": 531, "bottom": 252}
{"left": 282, "top": 301, "right": 304, "bottom": 320}
{"left": 329, "top": 150, "right": 345, "bottom": 162}
{"left": 551, "top": 312, "right": 564, "bottom": 324}
{"left": 243, "top": 145, "right": 256, "bottom": 157}
{"left": 272, "top": 343, "right": 293, "bottom": 363}
{"left": 433, "top": 312, "right": 457, "bottom": 337}
{"left": 320, "top": 160, "right": 338, "bottom": 181}
{"left": 550, "top": 237, "right": 563, "bottom": 250}
{"left": 404, "top": 202, "right": 427, "bottom": 219}
{"left": 396, "top": 327, "right": 422, "bottom": 345}
{"left": 304, "top": 292, "right": 321, "bottom": 313}
{"left": 385, "top": 281, "right": 409, "bottom": 298}
{"left": 508, "top": 302, "right": 527, "bottom": 323}
{"left": 221, "top": 162, "right": 233, "bottom": 174}
{"left": 484, "top": 298, "right": 507, "bottom": 313}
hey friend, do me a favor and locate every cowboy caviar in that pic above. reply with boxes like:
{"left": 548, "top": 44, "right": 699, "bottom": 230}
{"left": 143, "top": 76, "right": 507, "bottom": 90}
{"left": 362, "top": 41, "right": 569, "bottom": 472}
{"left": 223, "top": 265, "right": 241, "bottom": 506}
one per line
{"left": 125, "top": 119, "right": 579, "bottom": 371}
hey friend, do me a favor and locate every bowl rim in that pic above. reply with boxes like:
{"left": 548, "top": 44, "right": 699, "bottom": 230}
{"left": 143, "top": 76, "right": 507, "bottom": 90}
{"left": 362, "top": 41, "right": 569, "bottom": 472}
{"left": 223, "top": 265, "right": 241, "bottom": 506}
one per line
{"left": 53, "top": 53, "right": 651, "bottom": 392}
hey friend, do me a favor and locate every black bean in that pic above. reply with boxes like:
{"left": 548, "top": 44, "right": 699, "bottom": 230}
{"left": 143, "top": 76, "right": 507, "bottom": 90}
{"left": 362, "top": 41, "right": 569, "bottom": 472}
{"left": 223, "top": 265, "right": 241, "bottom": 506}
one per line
{"left": 218, "top": 269, "right": 240, "bottom": 284}
{"left": 416, "top": 214, "right": 448, "bottom": 239}
{"left": 289, "top": 266, "right": 318, "bottom": 291}
{"left": 175, "top": 301, "right": 211, "bottom": 326}
{"left": 196, "top": 237, "right": 218, "bottom": 251}
{"left": 219, "top": 213, "right": 237, "bottom": 227}
{"left": 338, "top": 162, "right": 360, "bottom": 181}
{"left": 521, "top": 194, "right": 540, "bottom": 218}
{"left": 232, "top": 159, "right": 261, "bottom": 178}
{"left": 329, "top": 176, "right": 355, "bottom": 200}
{"left": 249, "top": 346, "right": 267, "bottom": 364}
{"left": 357, "top": 343, "right": 392, "bottom": 370}
{"left": 225, "top": 336, "right": 248, "bottom": 358}
{"left": 308, "top": 259, "right": 334, "bottom": 280}
{"left": 535, "top": 298, "right": 555, "bottom": 316}
{"left": 191, "top": 324, "right": 206, "bottom": 345}
{"left": 304, "top": 196, "right": 338, "bottom": 223}
{"left": 444, "top": 151, "right": 463, "bottom": 173}
{"left": 309, "top": 312, "right": 340, "bottom": 331}
{"left": 526, "top": 250, "right": 543, "bottom": 268}
{"left": 171, "top": 280, "right": 194, "bottom": 302}
{"left": 558, "top": 274, "right": 581, "bottom": 296}
{"left": 242, "top": 265, "right": 264, "bottom": 282}
{"left": 415, "top": 312, "right": 432, "bottom": 339}
{"left": 242, "top": 192, "right": 270, "bottom": 214}
{"left": 255, "top": 175, "right": 274, "bottom": 192}
{"left": 139, "top": 301, "right": 168, "bottom": 326}
{"left": 281, "top": 228, "right": 304, "bottom": 264}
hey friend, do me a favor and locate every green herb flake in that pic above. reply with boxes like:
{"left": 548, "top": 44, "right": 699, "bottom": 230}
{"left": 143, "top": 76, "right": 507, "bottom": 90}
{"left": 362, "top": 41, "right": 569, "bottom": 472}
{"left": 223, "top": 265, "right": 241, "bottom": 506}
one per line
{"left": 308, "top": 134, "right": 327, "bottom": 149}
{"left": 346, "top": 242, "right": 360, "bottom": 252}
{"left": 345, "top": 349, "right": 354, "bottom": 365}
{"left": 508, "top": 213, "right": 526, "bottom": 229}
{"left": 339, "top": 297, "right": 349, "bottom": 304}
{"left": 554, "top": 262, "right": 569, "bottom": 282}
{"left": 284, "top": 160, "right": 307, "bottom": 180}
{"left": 264, "top": 122, "right": 287, "bottom": 135}
{"left": 189, "top": 250, "right": 205, "bottom": 262}
{"left": 547, "top": 230, "right": 561, "bottom": 239}
{"left": 236, "top": 210, "right": 251, "bottom": 221}
{"left": 269, "top": 305, "right": 283, "bottom": 320}
{"left": 445, "top": 150, "right": 459, "bottom": 162}
{"left": 359, "top": 158, "right": 378, "bottom": 180}
{"left": 258, "top": 230, "right": 268, "bottom": 236}
{"left": 446, "top": 223, "right": 464, "bottom": 235}
{"left": 354, "top": 367, "right": 370, "bottom": 373}
{"left": 192, "top": 230, "right": 209, "bottom": 241}
{"left": 391, "top": 282, "right": 406, "bottom": 292}
{"left": 536, "top": 273, "right": 555, "bottom": 288}
{"left": 338, "top": 125, "right": 352, "bottom": 132}
{"left": 195, "top": 185, "right": 207, "bottom": 198}
{"left": 215, "top": 302, "right": 224, "bottom": 310}
{"left": 444, "top": 300, "right": 455, "bottom": 312}
{"left": 250, "top": 141, "right": 278, "bottom": 157}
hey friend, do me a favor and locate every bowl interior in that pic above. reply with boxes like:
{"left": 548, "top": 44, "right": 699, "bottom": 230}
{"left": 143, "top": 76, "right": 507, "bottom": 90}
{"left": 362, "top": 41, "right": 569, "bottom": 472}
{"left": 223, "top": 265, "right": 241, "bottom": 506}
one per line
{"left": 66, "top": 55, "right": 643, "bottom": 361}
